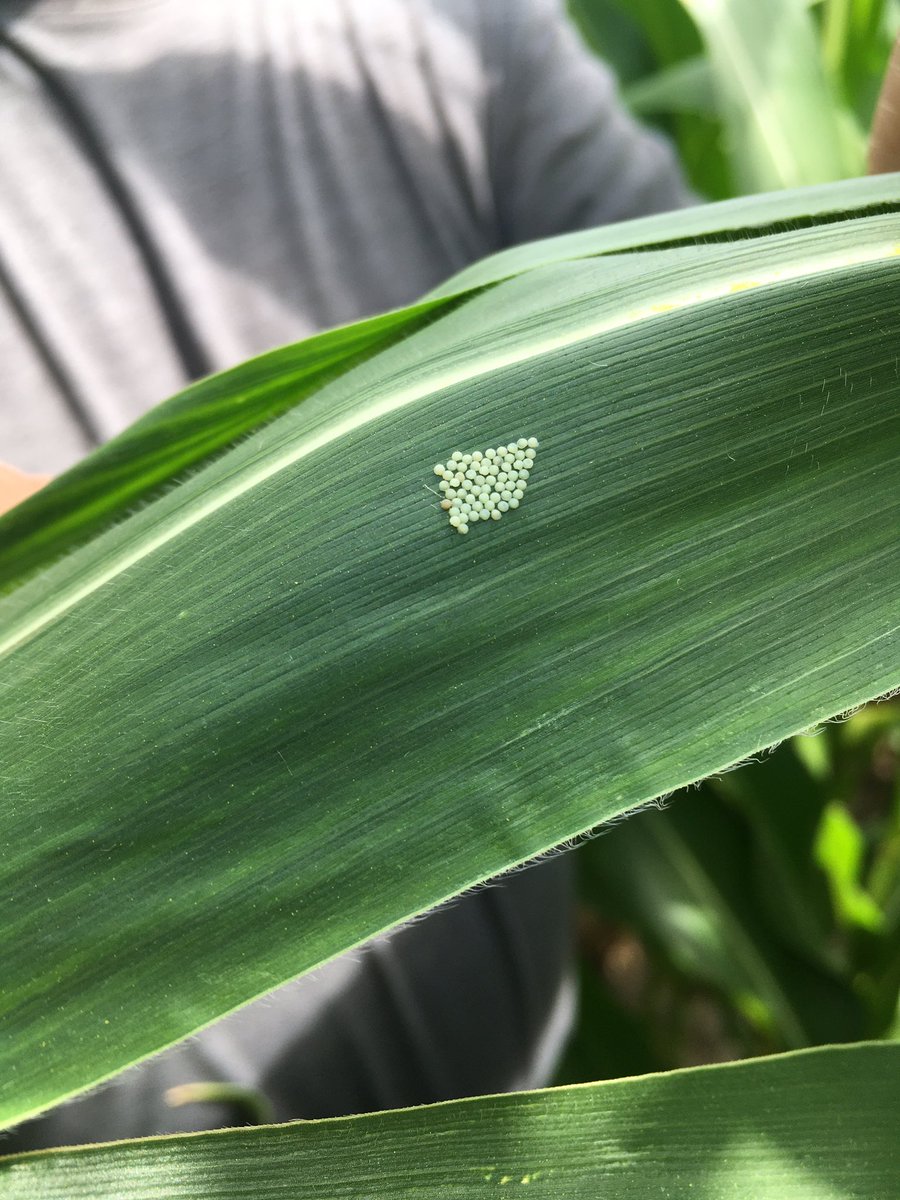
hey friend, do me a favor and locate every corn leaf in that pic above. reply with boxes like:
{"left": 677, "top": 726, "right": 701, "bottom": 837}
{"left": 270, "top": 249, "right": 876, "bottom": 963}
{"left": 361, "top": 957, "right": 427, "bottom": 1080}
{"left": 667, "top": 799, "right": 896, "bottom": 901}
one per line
{"left": 1, "top": 1045, "right": 896, "bottom": 1198}
{"left": 1, "top": 197, "right": 898, "bottom": 1128}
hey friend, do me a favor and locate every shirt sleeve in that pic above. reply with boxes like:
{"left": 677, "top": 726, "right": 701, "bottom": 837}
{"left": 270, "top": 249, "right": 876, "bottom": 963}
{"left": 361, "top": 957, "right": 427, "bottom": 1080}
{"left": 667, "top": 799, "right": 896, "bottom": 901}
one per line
{"left": 484, "top": 0, "right": 695, "bottom": 245}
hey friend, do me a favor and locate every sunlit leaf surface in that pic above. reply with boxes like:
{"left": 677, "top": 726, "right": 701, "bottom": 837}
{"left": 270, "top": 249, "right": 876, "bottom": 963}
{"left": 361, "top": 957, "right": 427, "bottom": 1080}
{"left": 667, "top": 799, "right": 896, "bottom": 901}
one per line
{"left": 1, "top": 1046, "right": 896, "bottom": 1199}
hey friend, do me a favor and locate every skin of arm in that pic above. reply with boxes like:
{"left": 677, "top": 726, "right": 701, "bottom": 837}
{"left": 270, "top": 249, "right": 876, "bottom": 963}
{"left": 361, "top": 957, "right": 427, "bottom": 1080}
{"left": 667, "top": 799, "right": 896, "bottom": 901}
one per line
{"left": 869, "top": 34, "right": 900, "bottom": 173}
{"left": 0, "top": 463, "right": 50, "bottom": 516}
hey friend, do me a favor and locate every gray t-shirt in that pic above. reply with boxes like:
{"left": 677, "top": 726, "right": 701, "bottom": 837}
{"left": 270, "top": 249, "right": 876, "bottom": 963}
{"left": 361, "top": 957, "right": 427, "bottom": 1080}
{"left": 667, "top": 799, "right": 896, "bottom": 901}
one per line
{"left": 1, "top": 0, "right": 690, "bottom": 473}
{"left": 0, "top": 0, "right": 690, "bottom": 1151}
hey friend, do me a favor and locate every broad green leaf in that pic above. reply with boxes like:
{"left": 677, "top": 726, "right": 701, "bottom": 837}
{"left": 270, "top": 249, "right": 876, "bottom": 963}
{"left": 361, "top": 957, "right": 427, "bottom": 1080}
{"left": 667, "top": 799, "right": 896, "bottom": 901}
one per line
{"left": 1, "top": 209, "right": 898, "bottom": 1128}
{"left": 679, "top": 0, "right": 863, "bottom": 190}
{"left": 427, "top": 171, "right": 900, "bottom": 296}
{"left": 1, "top": 1045, "right": 896, "bottom": 1198}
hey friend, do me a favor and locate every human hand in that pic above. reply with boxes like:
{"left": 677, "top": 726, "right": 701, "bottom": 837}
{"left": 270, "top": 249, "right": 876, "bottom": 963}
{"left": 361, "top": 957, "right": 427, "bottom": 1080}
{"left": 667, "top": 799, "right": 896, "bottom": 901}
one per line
{"left": 869, "top": 34, "right": 900, "bottom": 173}
{"left": 0, "top": 463, "right": 51, "bottom": 516}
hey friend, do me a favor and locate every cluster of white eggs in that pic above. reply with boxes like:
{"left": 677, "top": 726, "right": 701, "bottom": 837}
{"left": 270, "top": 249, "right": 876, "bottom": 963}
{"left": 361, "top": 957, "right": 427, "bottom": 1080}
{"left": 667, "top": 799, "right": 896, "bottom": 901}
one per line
{"left": 433, "top": 437, "right": 539, "bottom": 534}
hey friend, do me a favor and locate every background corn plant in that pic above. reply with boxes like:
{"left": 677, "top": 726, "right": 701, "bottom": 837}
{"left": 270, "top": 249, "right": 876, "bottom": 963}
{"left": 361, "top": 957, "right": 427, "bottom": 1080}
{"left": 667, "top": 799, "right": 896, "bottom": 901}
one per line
{"left": 570, "top": 0, "right": 900, "bottom": 196}
{"left": 1, "top": 2, "right": 899, "bottom": 1197}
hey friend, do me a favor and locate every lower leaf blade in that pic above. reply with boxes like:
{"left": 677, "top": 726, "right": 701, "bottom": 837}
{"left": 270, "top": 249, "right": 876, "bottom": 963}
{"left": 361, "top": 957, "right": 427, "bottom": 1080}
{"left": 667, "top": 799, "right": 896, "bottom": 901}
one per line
{"left": 1, "top": 1044, "right": 896, "bottom": 1199}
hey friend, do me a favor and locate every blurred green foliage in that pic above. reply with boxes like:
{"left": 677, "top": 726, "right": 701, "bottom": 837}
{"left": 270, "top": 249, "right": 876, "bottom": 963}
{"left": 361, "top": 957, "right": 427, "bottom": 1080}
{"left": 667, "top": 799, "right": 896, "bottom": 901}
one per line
{"left": 561, "top": 0, "right": 900, "bottom": 1082}
{"left": 560, "top": 702, "right": 900, "bottom": 1081}
{"left": 569, "top": 0, "right": 900, "bottom": 197}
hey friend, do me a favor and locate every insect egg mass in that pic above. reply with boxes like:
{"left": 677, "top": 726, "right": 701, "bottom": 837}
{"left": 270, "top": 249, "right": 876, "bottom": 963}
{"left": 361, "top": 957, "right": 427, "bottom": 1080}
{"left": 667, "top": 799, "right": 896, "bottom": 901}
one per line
{"left": 431, "top": 438, "right": 539, "bottom": 534}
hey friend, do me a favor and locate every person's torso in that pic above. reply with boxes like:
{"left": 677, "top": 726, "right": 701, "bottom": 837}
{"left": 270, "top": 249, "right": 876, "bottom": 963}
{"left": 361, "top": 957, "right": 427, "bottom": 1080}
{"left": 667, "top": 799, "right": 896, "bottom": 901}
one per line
{"left": 0, "top": 0, "right": 498, "bottom": 471}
